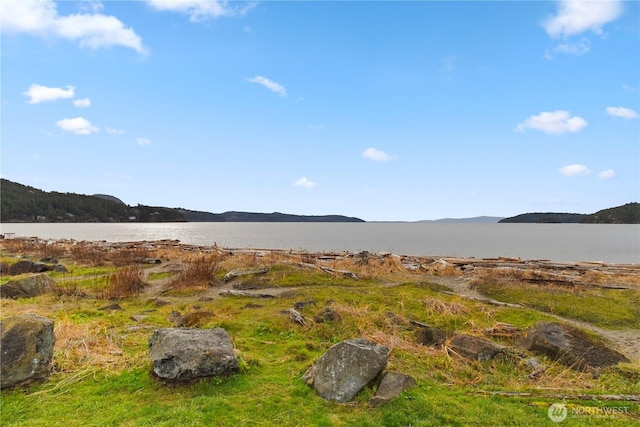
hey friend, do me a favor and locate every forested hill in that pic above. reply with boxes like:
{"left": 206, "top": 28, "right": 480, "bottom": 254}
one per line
{"left": 0, "top": 179, "right": 364, "bottom": 223}
{"left": 499, "top": 203, "right": 640, "bottom": 224}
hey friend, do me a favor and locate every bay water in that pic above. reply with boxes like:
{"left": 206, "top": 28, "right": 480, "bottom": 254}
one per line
{"left": 1, "top": 223, "right": 638, "bottom": 264}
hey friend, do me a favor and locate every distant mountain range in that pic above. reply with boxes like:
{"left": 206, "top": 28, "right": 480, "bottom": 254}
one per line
{"left": 0, "top": 179, "right": 364, "bottom": 223}
{"left": 1, "top": 179, "right": 637, "bottom": 224}
{"left": 417, "top": 216, "right": 505, "bottom": 223}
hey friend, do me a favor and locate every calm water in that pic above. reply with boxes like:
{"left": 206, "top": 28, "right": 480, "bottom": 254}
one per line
{"left": 1, "top": 223, "right": 638, "bottom": 264}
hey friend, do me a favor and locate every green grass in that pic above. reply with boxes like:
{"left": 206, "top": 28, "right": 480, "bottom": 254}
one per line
{"left": 1, "top": 262, "right": 639, "bottom": 426}
{"left": 474, "top": 281, "right": 640, "bottom": 329}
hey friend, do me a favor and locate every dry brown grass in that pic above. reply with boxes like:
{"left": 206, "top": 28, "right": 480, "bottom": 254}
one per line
{"left": 53, "top": 315, "right": 127, "bottom": 373}
{"left": 422, "top": 297, "right": 468, "bottom": 317}
{"left": 70, "top": 242, "right": 105, "bottom": 266}
{"left": 100, "top": 265, "right": 147, "bottom": 299}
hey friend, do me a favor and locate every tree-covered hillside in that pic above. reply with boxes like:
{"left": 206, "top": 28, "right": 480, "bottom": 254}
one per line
{"left": 0, "top": 179, "right": 183, "bottom": 223}
{"left": 0, "top": 179, "right": 364, "bottom": 223}
{"left": 582, "top": 203, "right": 640, "bottom": 224}
{"left": 500, "top": 203, "right": 640, "bottom": 224}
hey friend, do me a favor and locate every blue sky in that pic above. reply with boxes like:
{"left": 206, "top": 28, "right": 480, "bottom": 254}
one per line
{"left": 1, "top": 0, "right": 638, "bottom": 221}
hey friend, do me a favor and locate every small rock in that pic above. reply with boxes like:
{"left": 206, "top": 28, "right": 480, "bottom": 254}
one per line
{"left": 98, "top": 303, "right": 123, "bottom": 311}
{"left": 369, "top": 371, "right": 416, "bottom": 407}
{"left": 414, "top": 327, "right": 450, "bottom": 347}
{"left": 314, "top": 307, "right": 341, "bottom": 323}
{"left": 293, "top": 300, "right": 316, "bottom": 310}
{"left": 449, "top": 334, "right": 505, "bottom": 361}
{"left": 130, "top": 315, "right": 148, "bottom": 322}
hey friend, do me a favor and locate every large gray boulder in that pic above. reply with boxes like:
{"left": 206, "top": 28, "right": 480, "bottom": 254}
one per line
{"left": 0, "top": 274, "right": 56, "bottom": 299}
{"left": 148, "top": 327, "right": 238, "bottom": 381}
{"left": 520, "top": 322, "right": 629, "bottom": 369}
{"left": 0, "top": 315, "right": 55, "bottom": 389}
{"left": 302, "top": 338, "right": 389, "bottom": 403}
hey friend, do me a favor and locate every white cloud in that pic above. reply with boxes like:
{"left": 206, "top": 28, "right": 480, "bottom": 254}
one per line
{"left": 606, "top": 106, "right": 639, "bottom": 119}
{"left": 73, "top": 98, "right": 91, "bottom": 108}
{"left": 598, "top": 169, "right": 616, "bottom": 179}
{"left": 559, "top": 164, "right": 591, "bottom": 176}
{"left": 137, "top": 137, "right": 151, "bottom": 145}
{"left": 362, "top": 147, "right": 391, "bottom": 162}
{"left": 543, "top": 0, "right": 623, "bottom": 38}
{"left": 146, "top": 0, "right": 256, "bottom": 22}
{"left": 106, "top": 126, "right": 124, "bottom": 134}
{"left": 515, "top": 110, "right": 587, "bottom": 134}
{"left": 293, "top": 177, "right": 317, "bottom": 189}
{"left": 0, "top": 0, "right": 145, "bottom": 53}
{"left": 24, "top": 84, "right": 74, "bottom": 104}
{"left": 55, "top": 117, "right": 98, "bottom": 135}
{"left": 246, "top": 76, "right": 287, "bottom": 97}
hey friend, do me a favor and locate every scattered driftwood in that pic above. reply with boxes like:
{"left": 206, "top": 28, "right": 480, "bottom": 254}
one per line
{"left": 223, "top": 267, "right": 270, "bottom": 282}
{"left": 318, "top": 266, "right": 359, "bottom": 280}
{"left": 472, "top": 390, "right": 640, "bottom": 402}
{"left": 219, "top": 290, "right": 276, "bottom": 298}
{"left": 283, "top": 308, "right": 306, "bottom": 326}
{"left": 443, "top": 292, "right": 523, "bottom": 308}
{"left": 409, "top": 319, "right": 432, "bottom": 328}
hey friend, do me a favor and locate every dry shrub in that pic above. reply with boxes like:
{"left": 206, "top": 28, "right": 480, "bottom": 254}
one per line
{"left": 70, "top": 242, "right": 104, "bottom": 266}
{"left": 33, "top": 240, "right": 67, "bottom": 259}
{"left": 164, "top": 254, "right": 222, "bottom": 291}
{"left": 100, "top": 265, "right": 147, "bottom": 299}
{"left": 51, "top": 280, "right": 87, "bottom": 298}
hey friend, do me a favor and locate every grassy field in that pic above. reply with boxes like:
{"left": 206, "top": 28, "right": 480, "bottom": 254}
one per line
{"left": 1, "top": 240, "right": 638, "bottom": 426}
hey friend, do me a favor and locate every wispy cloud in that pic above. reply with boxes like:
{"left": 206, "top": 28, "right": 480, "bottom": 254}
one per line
{"left": 55, "top": 117, "right": 98, "bottom": 135}
{"left": 106, "top": 126, "right": 124, "bottom": 135}
{"left": 515, "top": 110, "right": 587, "bottom": 134}
{"left": 559, "top": 164, "right": 590, "bottom": 176}
{"left": 606, "top": 106, "right": 639, "bottom": 120}
{"left": 246, "top": 76, "right": 287, "bottom": 97}
{"left": 73, "top": 98, "right": 91, "bottom": 108}
{"left": 0, "top": 0, "right": 146, "bottom": 53}
{"left": 24, "top": 84, "right": 74, "bottom": 104}
{"left": 543, "top": 0, "right": 623, "bottom": 38}
{"left": 293, "top": 177, "right": 317, "bottom": 189}
{"left": 598, "top": 169, "right": 615, "bottom": 179}
{"left": 136, "top": 137, "right": 151, "bottom": 146}
{"left": 146, "top": 0, "right": 256, "bottom": 22}
{"left": 362, "top": 147, "right": 391, "bottom": 162}
{"left": 544, "top": 39, "right": 590, "bottom": 60}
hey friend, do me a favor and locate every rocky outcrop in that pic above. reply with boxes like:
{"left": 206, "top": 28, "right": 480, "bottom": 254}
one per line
{"left": 0, "top": 274, "right": 56, "bottom": 299}
{"left": 302, "top": 338, "right": 389, "bottom": 403}
{"left": 449, "top": 334, "right": 505, "bottom": 361}
{"left": 369, "top": 371, "right": 416, "bottom": 407}
{"left": 148, "top": 327, "right": 238, "bottom": 381}
{"left": 520, "top": 322, "right": 630, "bottom": 369}
{"left": 8, "top": 260, "right": 48, "bottom": 275}
{"left": 0, "top": 315, "right": 55, "bottom": 389}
